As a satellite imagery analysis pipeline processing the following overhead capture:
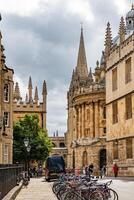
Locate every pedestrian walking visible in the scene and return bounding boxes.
[112,163,119,178]
[88,163,94,179]
[100,165,106,178]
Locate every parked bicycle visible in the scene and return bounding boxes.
[52,174,118,200]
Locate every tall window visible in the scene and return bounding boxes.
[125,57,131,84]
[103,107,106,119]
[82,151,88,167]
[125,94,132,120]
[112,67,117,91]
[112,101,118,124]
[4,84,9,102]
[126,138,133,159]
[2,144,9,164]
[87,109,90,121]
[4,112,9,126]
[113,140,118,159]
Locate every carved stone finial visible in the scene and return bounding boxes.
[104,22,113,56]
[119,16,126,43]
[34,86,39,103]
[13,82,22,101]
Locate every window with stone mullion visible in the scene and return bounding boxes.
[126,138,133,159]
[125,57,131,84]
[125,94,132,120]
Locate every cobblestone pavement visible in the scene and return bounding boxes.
[15,177,57,200]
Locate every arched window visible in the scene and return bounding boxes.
[59,142,65,147]
[82,151,88,167]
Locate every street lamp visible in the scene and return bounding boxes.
[24,138,31,172]
[24,138,29,147]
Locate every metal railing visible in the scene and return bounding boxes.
[0,164,23,199]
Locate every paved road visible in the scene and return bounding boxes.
[99,178,134,200]
[15,177,57,200]
[15,177,134,200]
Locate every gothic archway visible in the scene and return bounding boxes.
[82,151,88,167]
[99,149,106,169]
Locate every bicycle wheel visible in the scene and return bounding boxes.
[107,188,119,200]
[64,191,84,200]
[89,191,104,200]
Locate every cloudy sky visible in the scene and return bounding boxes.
[0,0,133,135]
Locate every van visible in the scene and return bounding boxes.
[45,155,65,181]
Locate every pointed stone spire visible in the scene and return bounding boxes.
[25,93,28,102]
[100,51,105,67]
[13,82,22,101]
[34,86,39,103]
[96,60,99,69]
[88,68,93,83]
[104,22,113,56]
[42,80,47,96]
[119,16,126,43]
[76,26,88,78]
[28,76,33,103]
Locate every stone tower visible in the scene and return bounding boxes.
[13,77,47,130]
[66,27,106,170]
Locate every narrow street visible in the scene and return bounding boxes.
[15,177,57,200]
[15,177,134,200]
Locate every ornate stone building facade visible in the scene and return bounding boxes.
[49,131,67,164]
[0,17,14,164]
[105,6,134,176]
[13,77,47,129]
[66,28,106,172]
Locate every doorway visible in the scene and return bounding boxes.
[99,149,106,169]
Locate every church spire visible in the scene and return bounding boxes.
[104,22,112,56]
[88,68,93,83]
[25,93,28,102]
[13,82,22,101]
[28,76,33,103]
[76,26,88,78]
[119,16,126,43]
[34,86,39,104]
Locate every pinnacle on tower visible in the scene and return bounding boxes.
[88,68,93,83]
[25,93,28,102]
[28,76,33,103]
[104,22,113,56]
[13,82,22,101]
[119,16,126,43]
[76,26,88,78]
[96,60,99,69]
[34,86,39,103]
[28,76,33,89]
[42,80,47,96]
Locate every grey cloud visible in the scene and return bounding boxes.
[0,0,132,135]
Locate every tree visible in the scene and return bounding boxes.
[13,114,52,164]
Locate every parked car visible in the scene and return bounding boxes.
[45,155,65,181]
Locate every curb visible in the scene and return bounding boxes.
[2,182,23,200]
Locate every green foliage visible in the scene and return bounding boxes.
[13,114,52,163]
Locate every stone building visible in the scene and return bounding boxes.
[13,77,47,129]
[0,17,14,164]
[105,5,134,176]
[49,131,67,164]
[66,27,106,172]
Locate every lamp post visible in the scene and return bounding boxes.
[24,138,31,172]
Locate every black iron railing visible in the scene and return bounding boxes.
[0,164,23,199]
